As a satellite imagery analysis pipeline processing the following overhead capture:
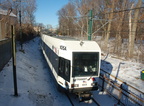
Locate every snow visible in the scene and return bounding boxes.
[0,38,71,106]
[0,37,143,106]
[101,54,144,91]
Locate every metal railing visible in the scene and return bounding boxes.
[99,69,144,106]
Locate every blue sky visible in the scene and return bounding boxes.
[35,0,69,28]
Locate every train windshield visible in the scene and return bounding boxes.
[72,52,99,77]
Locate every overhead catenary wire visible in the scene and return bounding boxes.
[60,6,144,25]
[63,7,144,19]
[101,6,144,15]
[59,6,144,38]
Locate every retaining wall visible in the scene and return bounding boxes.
[0,39,12,71]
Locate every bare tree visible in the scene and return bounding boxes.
[104,0,115,50]
[57,0,144,62]
[114,0,127,54]
[128,0,142,57]
[22,0,36,25]
[70,0,92,37]
[58,2,76,36]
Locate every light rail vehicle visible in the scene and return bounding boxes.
[41,34,101,100]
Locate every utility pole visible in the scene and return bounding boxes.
[13,0,23,51]
[11,25,18,96]
[88,10,93,40]
[19,0,23,51]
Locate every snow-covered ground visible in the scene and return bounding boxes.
[0,37,143,106]
[100,54,144,105]
[101,54,144,91]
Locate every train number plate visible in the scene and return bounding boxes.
[82,84,87,86]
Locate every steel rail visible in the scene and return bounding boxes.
[91,98,100,106]
[65,92,74,106]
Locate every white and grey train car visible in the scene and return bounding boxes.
[41,34,101,94]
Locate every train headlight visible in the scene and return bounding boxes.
[65,81,69,89]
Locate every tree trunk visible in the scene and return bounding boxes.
[128,0,142,57]
[114,0,126,54]
[104,1,115,50]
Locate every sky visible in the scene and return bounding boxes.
[35,0,69,28]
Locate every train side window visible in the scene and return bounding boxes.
[65,61,69,76]
[58,57,70,82]
[61,58,65,73]
[59,57,64,76]
[65,60,70,82]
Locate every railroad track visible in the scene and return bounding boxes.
[65,92,74,106]
[91,98,100,106]
[65,92,100,106]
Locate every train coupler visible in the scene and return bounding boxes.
[78,92,92,102]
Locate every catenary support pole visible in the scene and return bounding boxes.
[88,10,93,40]
[11,25,18,96]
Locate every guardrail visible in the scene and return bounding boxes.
[99,69,144,106]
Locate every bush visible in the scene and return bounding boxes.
[15,24,37,42]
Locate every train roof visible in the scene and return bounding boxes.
[52,35,79,41]
[41,34,101,52]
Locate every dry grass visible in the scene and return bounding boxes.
[15,24,37,42]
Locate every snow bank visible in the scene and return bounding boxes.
[0,37,71,106]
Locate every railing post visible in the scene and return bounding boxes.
[101,74,105,92]
[117,83,123,105]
